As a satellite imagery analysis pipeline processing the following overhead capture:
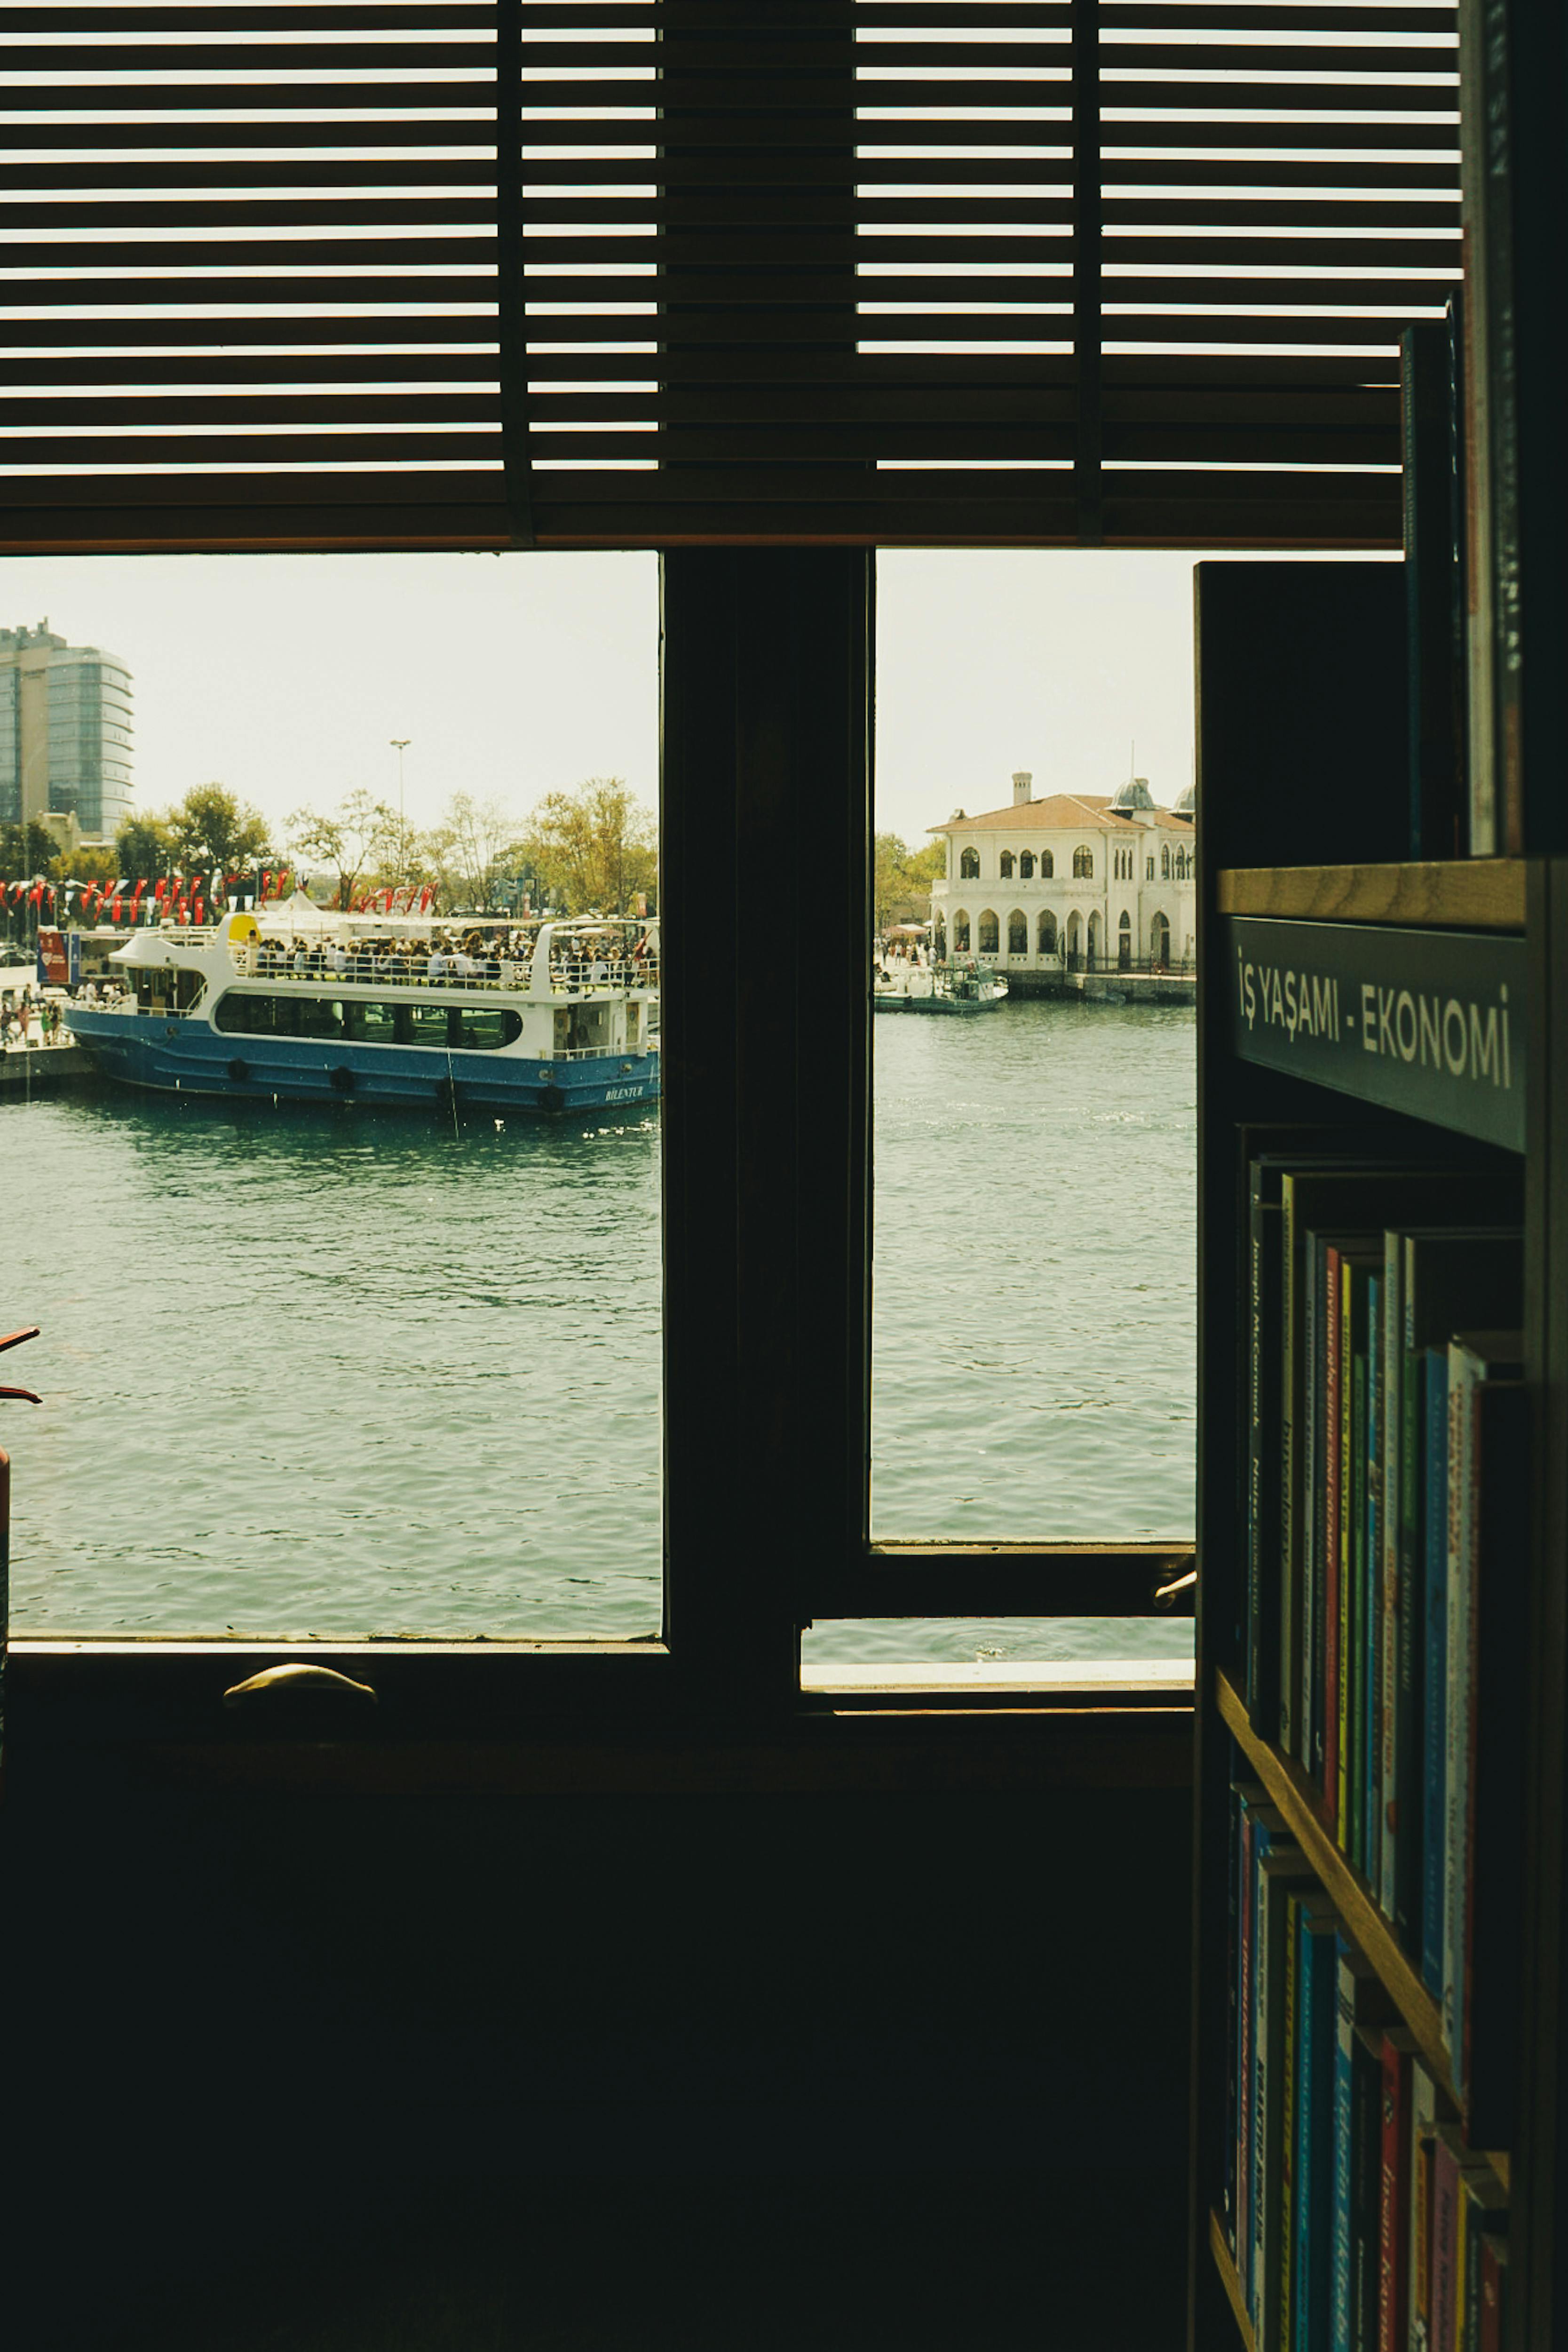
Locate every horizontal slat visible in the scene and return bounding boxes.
[0,431,503,463]
[8,40,497,69]
[2,238,495,271]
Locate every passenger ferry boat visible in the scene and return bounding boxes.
[65,906,659,1117]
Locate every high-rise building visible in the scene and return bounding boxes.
[0,619,134,839]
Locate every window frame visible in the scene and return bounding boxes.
[4,550,1194,1761]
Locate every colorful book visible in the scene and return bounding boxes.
[1379,2029,1418,2352]
[1408,2057,1442,2352]
[1277,1168,1521,1772]
[1478,2236,1508,2352]
[1460,2174,1508,2352]
[1335,1938,1392,2352]
[1259,1846,1319,2345]
[1353,2025,1386,2352]
[1295,1901,1341,2352]
[1432,2128,1462,2352]
[1461,1367,1528,2145]
[1393,1230,1524,1949]
[1444,1333,1524,2086]
[1421,1346,1451,2002]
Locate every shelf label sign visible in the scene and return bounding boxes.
[1223,916,1526,1150]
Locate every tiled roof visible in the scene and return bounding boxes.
[930,793,1191,834]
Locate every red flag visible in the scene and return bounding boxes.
[111,896,122,923]
[261,870,273,895]
[154,876,167,901]
[131,879,147,905]
[176,903,189,926]
[193,897,205,923]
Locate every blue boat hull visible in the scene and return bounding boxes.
[66,1009,659,1117]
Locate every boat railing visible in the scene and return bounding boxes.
[225,942,659,997]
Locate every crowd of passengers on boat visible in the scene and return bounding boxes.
[244,925,658,991]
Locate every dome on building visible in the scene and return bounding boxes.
[1172,778,1196,820]
[1108,774,1156,815]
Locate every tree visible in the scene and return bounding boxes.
[115,811,175,883]
[873,831,944,935]
[522,776,657,916]
[287,788,396,910]
[422,791,519,910]
[168,783,270,874]
[0,819,67,879]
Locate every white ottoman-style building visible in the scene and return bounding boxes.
[927,769,1196,978]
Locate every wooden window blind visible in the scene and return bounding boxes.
[0,0,1458,554]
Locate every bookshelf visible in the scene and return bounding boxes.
[1186,563,1561,2352]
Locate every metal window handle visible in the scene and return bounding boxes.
[1153,1564,1198,1606]
[222,1663,378,1708]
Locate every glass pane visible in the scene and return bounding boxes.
[856,549,1203,1669]
[1,553,662,1641]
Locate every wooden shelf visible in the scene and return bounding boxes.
[1209,2207,1256,2352]
[1216,861,1525,932]
[1216,1665,1454,2100]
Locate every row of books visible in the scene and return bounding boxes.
[1241,1142,1527,2129]
[1224,1778,1508,2352]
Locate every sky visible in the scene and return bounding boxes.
[1,547,1382,858]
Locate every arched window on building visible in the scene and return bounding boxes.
[978,908,999,955]
[1150,911,1170,970]
[1161,844,1171,880]
[953,908,970,953]
[1072,845,1093,879]
[959,846,980,880]
[1019,850,1035,880]
[933,916,946,959]
[1040,850,1053,879]
[1007,908,1027,954]
[999,850,1014,880]
[1037,909,1057,957]
[1118,909,1132,970]
[1146,855,1155,880]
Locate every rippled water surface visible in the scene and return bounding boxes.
[5,996,1195,1661]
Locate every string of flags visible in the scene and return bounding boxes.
[0,868,295,924]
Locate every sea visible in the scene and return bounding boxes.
[1,996,1195,1667]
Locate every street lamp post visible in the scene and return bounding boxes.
[389,739,410,870]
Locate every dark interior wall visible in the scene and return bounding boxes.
[6,1756,1193,2350]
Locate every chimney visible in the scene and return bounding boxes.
[1012,770,1032,805]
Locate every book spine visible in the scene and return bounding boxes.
[1479,2238,1507,2352]
[1432,2136,1459,2352]
[1298,1919,1335,2352]
[1363,1327,1373,1891]
[1395,1351,1425,1956]
[1444,1343,1475,2072]
[1422,1351,1450,2001]
[1335,1954,1357,2352]
[1283,1891,1299,2352]
[1367,1284,1383,1899]
[1227,1783,1242,2254]
[1326,1244,1344,1832]
[1253,1843,1272,2330]
[1464,1378,1527,2144]
[1380,2036,1412,2352]
[1354,2029,1385,2352]
[1457,0,1496,856]
[1282,1179,1300,1754]
[1327,1246,1345,1839]
[1409,2061,1439,2352]
[1354,1270,1363,1872]
[1241,1796,1258,2287]
[1306,1232,1322,1780]
[1249,1185,1267,1724]
[1378,1279,1400,1923]
[1352,1335,1368,1878]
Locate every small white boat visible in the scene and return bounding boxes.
[873,959,1008,1016]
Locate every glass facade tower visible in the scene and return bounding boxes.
[0,621,134,836]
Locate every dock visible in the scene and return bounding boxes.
[0,1041,95,1092]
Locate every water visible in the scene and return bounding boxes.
[2,998,1195,1663]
